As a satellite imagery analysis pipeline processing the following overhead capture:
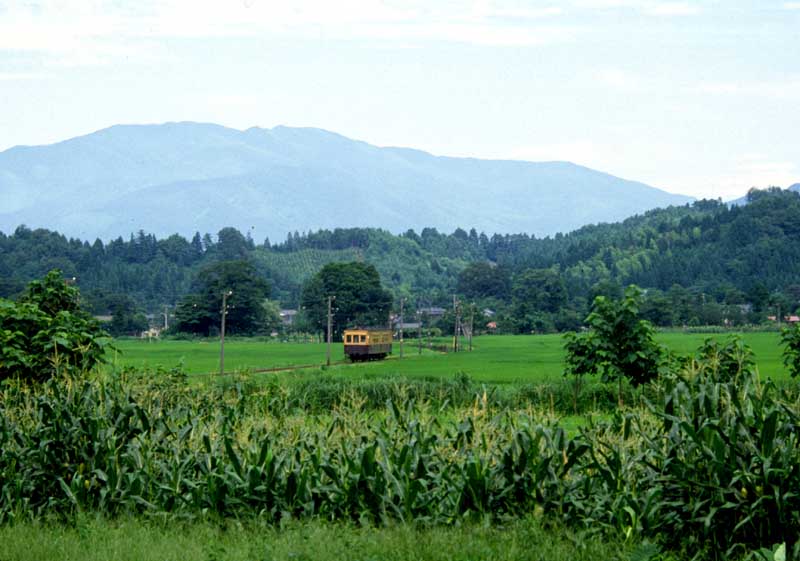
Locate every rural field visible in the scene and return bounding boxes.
[4,329,798,561]
[110,331,789,383]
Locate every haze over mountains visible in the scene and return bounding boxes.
[0,122,694,242]
[728,183,800,207]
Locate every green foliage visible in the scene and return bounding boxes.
[260,299,283,334]
[564,286,663,404]
[641,352,800,558]
[107,294,149,336]
[20,269,82,315]
[780,323,800,378]
[506,268,568,334]
[456,262,511,300]
[300,262,392,340]
[4,189,800,332]
[0,270,110,382]
[3,338,800,558]
[174,260,270,336]
[690,335,756,382]
[213,227,253,260]
[253,247,362,304]
[0,372,570,523]
[512,268,567,314]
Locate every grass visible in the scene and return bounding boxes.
[0,516,642,561]
[109,337,334,375]
[109,331,790,384]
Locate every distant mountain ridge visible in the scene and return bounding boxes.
[0,122,693,241]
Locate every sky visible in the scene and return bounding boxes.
[0,0,798,200]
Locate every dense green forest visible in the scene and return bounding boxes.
[1,188,799,333]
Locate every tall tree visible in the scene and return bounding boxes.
[107,294,149,336]
[510,268,567,332]
[456,262,511,300]
[300,262,392,340]
[174,260,270,336]
[215,227,251,260]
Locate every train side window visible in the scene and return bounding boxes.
[345,335,351,343]
[360,335,367,343]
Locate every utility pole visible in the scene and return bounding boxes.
[417,304,422,356]
[452,295,459,353]
[219,290,232,376]
[399,298,405,359]
[326,295,335,366]
[428,319,432,350]
[163,305,169,330]
[456,302,461,353]
[469,305,474,352]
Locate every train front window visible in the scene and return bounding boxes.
[345,335,351,343]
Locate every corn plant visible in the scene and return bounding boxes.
[2,339,800,560]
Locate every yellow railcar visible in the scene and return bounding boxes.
[343,328,392,361]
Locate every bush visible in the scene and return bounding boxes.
[781,323,800,378]
[0,270,110,382]
[564,286,663,406]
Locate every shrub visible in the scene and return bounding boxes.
[0,270,110,382]
[781,323,800,378]
[564,285,663,406]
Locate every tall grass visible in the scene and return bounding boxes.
[0,516,637,561]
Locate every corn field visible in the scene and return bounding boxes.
[1,361,799,559]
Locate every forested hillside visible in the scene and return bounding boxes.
[1,188,798,332]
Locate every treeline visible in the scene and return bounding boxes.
[1,188,799,332]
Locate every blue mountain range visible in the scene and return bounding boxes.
[0,122,693,241]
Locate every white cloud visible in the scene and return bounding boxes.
[572,0,641,8]
[349,21,579,46]
[693,79,800,100]
[464,4,564,21]
[0,72,46,81]
[734,155,796,177]
[784,2,800,9]
[680,155,799,200]
[593,67,650,92]
[572,0,701,16]
[0,0,579,67]
[644,2,700,16]
[161,1,576,46]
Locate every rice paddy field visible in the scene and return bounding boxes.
[109,331,788,383]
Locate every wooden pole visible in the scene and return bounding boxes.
[469,307,474,352]
[326,295,334,366]
[452,295,458,352]
[399,297,404,359]
[220,290,232,376]
[417,308,422,355]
